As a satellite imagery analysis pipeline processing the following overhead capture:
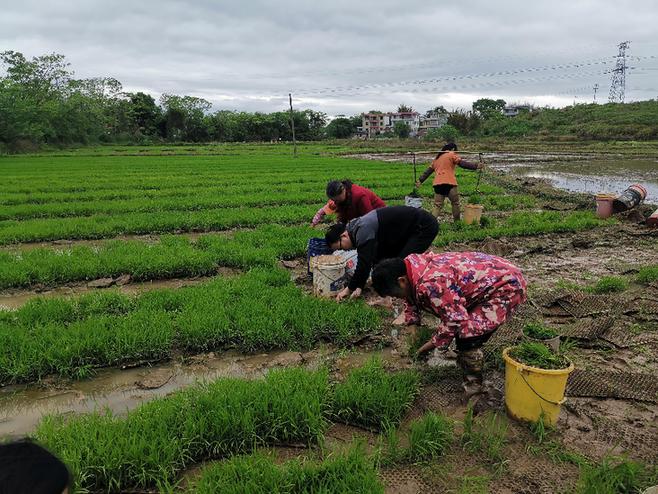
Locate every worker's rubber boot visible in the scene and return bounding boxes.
[458,348,484,402]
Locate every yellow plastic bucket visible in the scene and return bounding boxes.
[502,347,574,426]
[464,204,484,225]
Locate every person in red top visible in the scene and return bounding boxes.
[372,251,527,399]
[415,143,483,222]
[310,180,386,226]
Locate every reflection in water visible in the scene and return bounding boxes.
[492,158,658,200]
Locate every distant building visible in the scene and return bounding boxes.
[361,112,390,136]
[503,105,533,117]
[361,111,421,136]
[418,111,448,136]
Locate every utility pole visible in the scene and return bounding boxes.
[289,93,297,158]
[609,41,630,103]
[593,83,599,102]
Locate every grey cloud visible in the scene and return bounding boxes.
[1,0,656,115]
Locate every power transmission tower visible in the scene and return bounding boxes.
[608,41,630,103]
[593,83,599,102]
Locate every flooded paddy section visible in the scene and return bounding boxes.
[0,346,401,439]
[348,151,658,201]
[490,156,658,199]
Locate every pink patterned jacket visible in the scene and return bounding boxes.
[403,252,527,348]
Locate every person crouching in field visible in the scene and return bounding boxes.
[325,206,438,302]
[372,252,527,400]
[311,179,386,226]
[415,143,484,222]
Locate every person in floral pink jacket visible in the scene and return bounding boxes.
[372,251,527,398]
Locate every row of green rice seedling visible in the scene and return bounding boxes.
[0,209,600,290]
[379,412,455,465]
[0,174,407,207]
[0,185,526,246]
[0,204,319,245]
[0,268,381,384]
[1,155,401,193]
[0,225,315,289]
[333,357,420,429]
[35,368,332,492]
[0,183,416,221]
[186,447,383,494]
[191,449,381,494]
[433,210,608,246]
[32,360,420,492]
[0,150,489,198]
[0,169,413,204]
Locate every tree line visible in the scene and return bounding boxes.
[2,51,657,152]
[0,51,331,151]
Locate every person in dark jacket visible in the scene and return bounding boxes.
[311,180,386,226]
[0,440,71,494]
[325,205,438,301]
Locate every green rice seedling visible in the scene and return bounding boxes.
[528,412,553,444]
[188,446,384,494]
[405,412,454,462]
[526,439,589,466]
[375,425,404,466]
[461,409,509,469]
[636,264,658,284]
[333,357,420,430]
[587,276,628,294]
[34,367,331,493]
[575,456,658,494]
[455,475,490,494]
[407,325,434,358]
[523,321,558,340]
[508,342,571,370]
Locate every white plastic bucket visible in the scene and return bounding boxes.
[333,249,358,277]
[312,255,347,297]
[405,196,423,208]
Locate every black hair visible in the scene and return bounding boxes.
[325,223,346,245]
[0,440,71,494]
[435,142,458,159]
[326,179,352,199]
[372,258,408,296]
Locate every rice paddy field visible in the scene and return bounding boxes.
[1,142,657,493]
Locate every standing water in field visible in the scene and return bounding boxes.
[491,157,658,200]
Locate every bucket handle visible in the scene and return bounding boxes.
[518,369,566,406]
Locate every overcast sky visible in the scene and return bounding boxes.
[1,0,657,116]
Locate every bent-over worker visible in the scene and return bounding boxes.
[311,179,386,226]
[372,252,527,399]
[325,206,438,301]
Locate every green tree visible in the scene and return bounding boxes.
[397,104,413,113]
[159,94,212,141]
[325,117,357,138]
[126,92,162,137]
[438,124,459,142]
[393,121,410,138]
[472,98,506,119]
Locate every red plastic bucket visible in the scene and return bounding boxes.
[648,208,658,227]
[595,194,615,219]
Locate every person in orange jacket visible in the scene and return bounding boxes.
[415,143,484,222]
